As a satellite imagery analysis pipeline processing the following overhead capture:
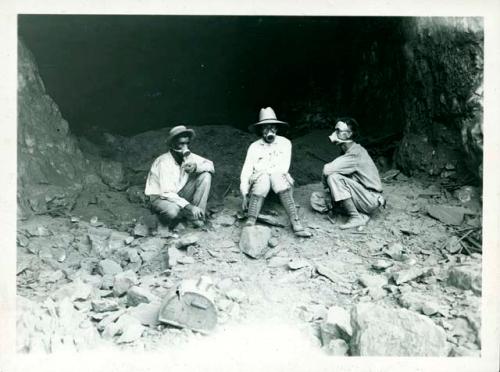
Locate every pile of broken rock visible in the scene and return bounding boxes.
[16,215,247,352]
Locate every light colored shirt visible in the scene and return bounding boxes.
[145,151,214,208]
[323,143,383,192]
[240,136,292,195]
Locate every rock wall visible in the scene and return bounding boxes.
[281,18,407,144]
[395,18,483,181]
[282,18,483,182]
[17,39,116,218]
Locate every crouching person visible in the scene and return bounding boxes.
[240,107,312,238]
[145,125,214,228]
[321,117,385,229]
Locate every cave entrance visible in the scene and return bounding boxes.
[18,15,406,141]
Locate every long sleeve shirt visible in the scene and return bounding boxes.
[323,143,383,192]
[240,136,292,195]
[145,151,214,208]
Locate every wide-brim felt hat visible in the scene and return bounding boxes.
[167,125,196,145]
[249,107,289,132]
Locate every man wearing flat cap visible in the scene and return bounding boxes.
[318,117,385,229]
[240,107,312,238]
[145,125,214,228]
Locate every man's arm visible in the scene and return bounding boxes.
[323,152,357,177]
[195,158,215,174]
[274,138,292,174]
[160,192,190,208]
[240,144,256,196]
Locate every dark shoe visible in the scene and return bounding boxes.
[188,219,205,229]
[339,214,369,230]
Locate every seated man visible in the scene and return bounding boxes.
[321,117,385,229]
[145,125,214,228]
[240,107,312,238]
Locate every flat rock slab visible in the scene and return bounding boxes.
[288,259,311,270]
[392,267,431,285]
[239,225,271,259]
[371,259,393,270]
[358,273,388,288]
[133,224,149,237]
[350,303,448,356]
[115,314,145,344]
[108,231,130,250]
[127,301,161,327]
[113,270,139,296]
[448,264,482,294]
[326,339,350,356]
[91,299,120,313]
[427,205,465,225]
[225,288,247,303]
[213,214,236,227]
[398,292,445,316]
[97,258,123,276]
[256,214,288,228]
[127,286,159,307]
[315,264,349,285]
[52,279,92,302]
[267,237,279,248]
[177,256,195,265]
[267,256,290,268]
[320,305,352,345]
[140,237,165,251]
[176,234,199,249]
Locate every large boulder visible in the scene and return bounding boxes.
[350,303,448,356]
[448,263,482,294]
[239,225,272,259]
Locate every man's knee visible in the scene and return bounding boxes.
[326,172,344,183]
[197,171,212,185]
[270,173,291,194]
[252,174,271,197]
[156,203,181,220]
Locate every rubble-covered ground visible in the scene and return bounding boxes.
[16,169,482,357]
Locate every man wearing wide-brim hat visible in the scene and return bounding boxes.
[240,107,312,238]
[145,125,214,228]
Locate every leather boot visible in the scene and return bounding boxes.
[245,194,264,226]
[278,189,312,238]
[339,198,369,229]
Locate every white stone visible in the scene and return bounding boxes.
[239,225,271,259]
[113,270,139,296]
[350,303,448,356]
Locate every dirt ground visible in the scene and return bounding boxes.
[16,170,482,357]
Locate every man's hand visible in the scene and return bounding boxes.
[184,204,204,220]
[241,194,248,211]
[183,162,197,174]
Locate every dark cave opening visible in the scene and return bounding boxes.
[18,15,407,142]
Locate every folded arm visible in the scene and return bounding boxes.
[323,152,357,177]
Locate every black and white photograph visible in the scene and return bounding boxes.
[1,1,499,371]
